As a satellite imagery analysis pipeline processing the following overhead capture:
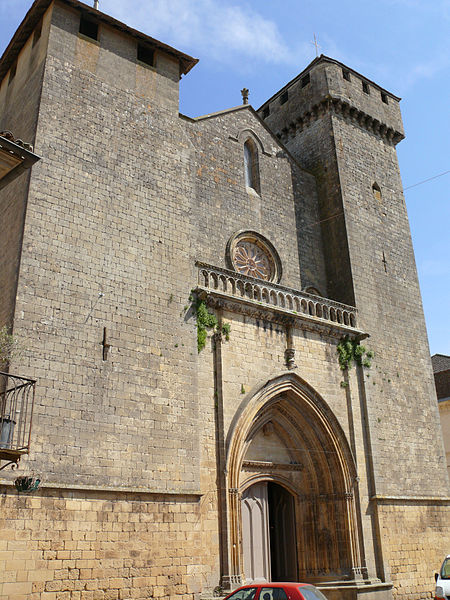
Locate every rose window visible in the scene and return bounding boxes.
[227,231,282,283]
[233,242,272,280]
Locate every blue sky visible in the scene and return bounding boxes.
[1,0,449,355]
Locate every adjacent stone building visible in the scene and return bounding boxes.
[432,354,450,478]
[0,1,449,599]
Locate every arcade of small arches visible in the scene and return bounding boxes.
[197,263,358,329]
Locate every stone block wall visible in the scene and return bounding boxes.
[259,55,447,498]
[195,307,383,582]
[185,107,327,295]
[260,95,354,306]
[331,114,447,496]
[377,501,450,600]
[1,4,449,599]
[4,0,200,491]
[0,485,210,600]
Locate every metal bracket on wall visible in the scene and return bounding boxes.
[0,456,21,471]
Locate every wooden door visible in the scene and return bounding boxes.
[241,482,271,583]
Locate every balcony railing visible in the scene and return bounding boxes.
[195,262,363,336]
[0,371,36,469]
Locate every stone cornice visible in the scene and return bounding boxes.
[277,95,405,146]
[0,480,202,498]
[370,494,450,504]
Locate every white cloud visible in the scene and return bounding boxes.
[401,50,450,90]
[104,0,300,65]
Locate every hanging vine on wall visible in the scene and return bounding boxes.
[337,336,373,371]
[0,325,23,366]
[195,299,231,352]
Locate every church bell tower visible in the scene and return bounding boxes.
[258,55,448,581]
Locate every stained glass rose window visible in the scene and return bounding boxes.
[226,231,282,283]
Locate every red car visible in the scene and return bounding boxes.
[224,583,328,600]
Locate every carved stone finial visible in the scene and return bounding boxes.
[241,88,249,105]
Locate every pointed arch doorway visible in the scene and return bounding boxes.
[242,480,297,583]
[225,374,363,587]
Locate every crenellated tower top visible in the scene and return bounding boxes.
[258,55,404,147]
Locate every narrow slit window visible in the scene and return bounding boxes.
[79,16,98,41]
[372,182,382,201]
[362,81,370,94]
[381,92,388,104]
[342,69,350,81]
[137,44,154,67]
[244,139,260,193]
[262,106,270,119]
[280,91,288,105]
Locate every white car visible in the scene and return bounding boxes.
[435,555,450,600]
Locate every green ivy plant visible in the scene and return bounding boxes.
[337,336,373,371]
[195,300,231,352]
[0,325,22,366]
[222,322,231,341]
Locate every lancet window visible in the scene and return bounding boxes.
[244,139,260,193]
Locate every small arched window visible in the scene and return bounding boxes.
[243,139,260,193]
[372,182,382,202]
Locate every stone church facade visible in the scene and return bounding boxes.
[0,1,449,599]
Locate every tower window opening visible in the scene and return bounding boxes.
[301,73,310,87]
[342,69,351,81]
[33,20,42,47]
[262,106,270,119]
[244,139,260,194]
[381,92,388,104]
[362,81,370,94]
[79,16,99,41]
[280,91,288,105]
[137,44,155,67]
[372,182,382,202]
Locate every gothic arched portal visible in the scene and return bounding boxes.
[225,374,363,586]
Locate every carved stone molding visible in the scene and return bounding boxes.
[297,492,354,503]
[242,460,304,472]
[276,96,404,146]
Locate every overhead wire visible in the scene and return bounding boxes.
[403,169,450,191]
[299,168,449,231]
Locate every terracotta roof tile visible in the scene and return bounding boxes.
[431,354,450,373]
[0,131,34,152]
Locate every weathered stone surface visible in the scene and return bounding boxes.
[0,3,448,600]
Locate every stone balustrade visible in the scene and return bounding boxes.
[195,262,361,335]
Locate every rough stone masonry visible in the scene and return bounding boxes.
[0,1,448,600]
